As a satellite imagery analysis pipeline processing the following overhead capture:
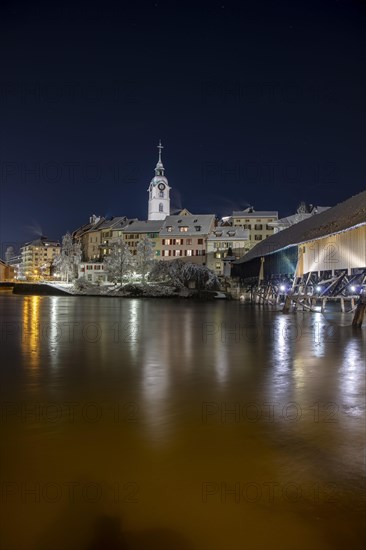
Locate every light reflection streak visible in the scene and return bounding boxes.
[22,296,41,369]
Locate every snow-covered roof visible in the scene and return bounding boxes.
[236,191,366,264]
[122,220,164,233]
[73,217,106,238]
[232,210,278,218]
[97,217,130,230]
[269,206,331,229]
[207,227,249,241]
[22,238,60,248]
[160,214,215,236]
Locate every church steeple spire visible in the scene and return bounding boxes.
[155,140,164,176]
[148,140,170,220]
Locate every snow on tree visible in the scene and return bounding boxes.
[103,239,133,285]
[135,236,154,282]
[148,259,184,287]
[53,232,81,282]
[149,259,219,290]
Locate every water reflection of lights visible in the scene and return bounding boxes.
[126,299,141,358]
[214,343,229,385]
[340,339,365,405]
[22,296,41,369]
[312,316,326,358]
[272,315,293,373]
[141,307,171,439]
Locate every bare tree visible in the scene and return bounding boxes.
[136,236,154,283]
[103,239,133,286]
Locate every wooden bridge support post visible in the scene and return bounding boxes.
[352,293,366,328]
[282,289,293,313]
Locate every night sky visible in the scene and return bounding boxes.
[0,0,365,252]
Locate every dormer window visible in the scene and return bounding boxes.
[195,226,201,232]
[167,226,173,232]
[179,226,188,232]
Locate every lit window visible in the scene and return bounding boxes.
[186,250,192,256]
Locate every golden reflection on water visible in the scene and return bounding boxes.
[1,298,365,550]
[22,296,41,369]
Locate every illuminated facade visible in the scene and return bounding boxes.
[20,237,60,279]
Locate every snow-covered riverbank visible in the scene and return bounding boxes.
[13,282,229,299]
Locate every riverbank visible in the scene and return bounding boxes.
[10,282,230,300]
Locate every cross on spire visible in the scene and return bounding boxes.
[157,140,163,164]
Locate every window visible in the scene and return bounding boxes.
[266,225,272,231]
[167,226,172,232]
[197,238,203,244]
[186,238,192,245]
[163,250,169,256]
[194,226,201,231]
[179,226,188,232]
[216,263,221,269]
[174,250,181,256]
[186,250,192,256]
[255,224,263,230]
[176,239,182,245]
[164,239,171,245]
[159,190,164,198]
[159,203,163,212]
[255,235,262,241]
[243,224,251,229]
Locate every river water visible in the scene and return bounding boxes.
[0,291,365,550]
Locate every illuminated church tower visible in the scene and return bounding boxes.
[148,141,171,220]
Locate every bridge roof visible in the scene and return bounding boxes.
[235,190,366,264]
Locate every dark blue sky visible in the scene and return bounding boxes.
[0,0,365,252]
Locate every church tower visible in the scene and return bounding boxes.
[148,141,171,220]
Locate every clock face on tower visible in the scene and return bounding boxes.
[158,182,165,190]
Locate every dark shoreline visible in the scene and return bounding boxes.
[3,283,229,300]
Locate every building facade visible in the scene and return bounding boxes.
[20,237,61,279]
[160,214,215,264]
[0,259,14,281]
[207,226,249,275]
[232,209,278,249]
[121,220,163,257]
